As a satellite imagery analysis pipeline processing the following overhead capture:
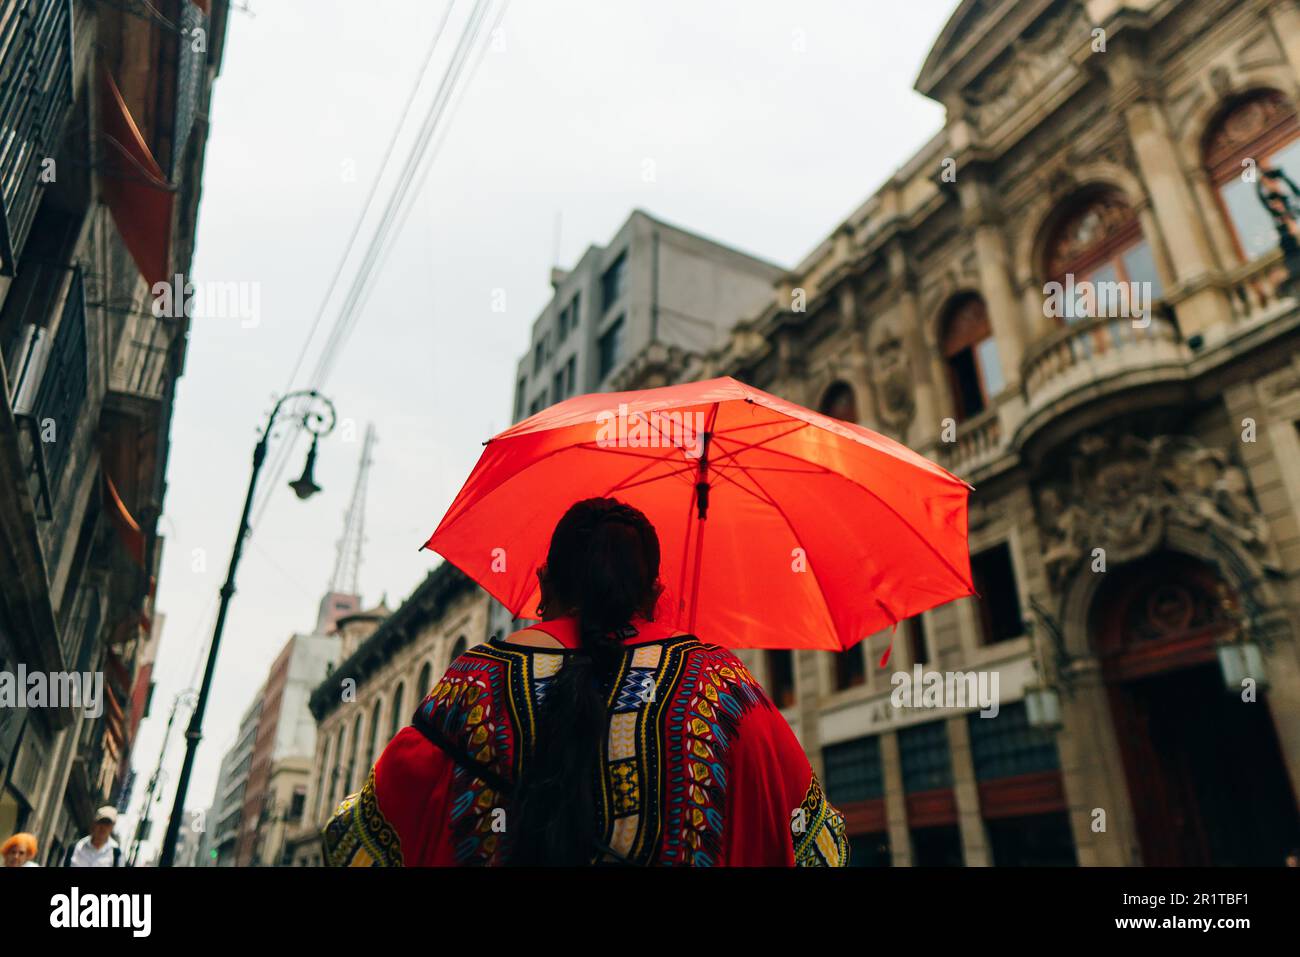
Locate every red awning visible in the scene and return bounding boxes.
[99,66,173,289]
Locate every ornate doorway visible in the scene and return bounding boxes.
[1091,552,1300,865]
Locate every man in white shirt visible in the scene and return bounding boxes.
[64,805,123,867]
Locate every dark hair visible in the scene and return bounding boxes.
[507,497,662,865]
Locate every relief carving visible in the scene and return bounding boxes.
[866,313,916,435]
[1035,433,1280,589]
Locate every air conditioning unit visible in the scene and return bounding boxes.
[9,322,50,417]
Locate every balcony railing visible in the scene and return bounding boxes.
[1223,247,1296,328]
[1020,310,1187,414]
[935,404,1004,480]
[0,0,74,274]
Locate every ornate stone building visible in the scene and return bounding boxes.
[613,0,1300,865]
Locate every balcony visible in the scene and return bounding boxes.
[0,0,74,274]
[1017,310,1189,442]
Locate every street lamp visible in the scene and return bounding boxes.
[158,389,336,867]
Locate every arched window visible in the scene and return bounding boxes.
[1204,89,1300,261]
[819,381,858,423]
[388,682,405,740]
[451,636,467,661]
[941,294,1003,421]
[417,662,432,697]
[364,698,382,771]
[1043,190,1163,319]
[346,713,362,793]
[330,725,346,808]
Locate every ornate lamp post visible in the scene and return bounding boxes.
[158,390,336,867]
[1257,164,1300,294]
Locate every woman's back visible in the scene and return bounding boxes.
[323,616,849,866]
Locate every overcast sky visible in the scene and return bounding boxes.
[131,0,955,856]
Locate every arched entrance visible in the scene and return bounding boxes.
[1090,552,1300,865]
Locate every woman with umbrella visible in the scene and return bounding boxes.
[323,377,974,866]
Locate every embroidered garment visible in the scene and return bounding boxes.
[323,617,849,866]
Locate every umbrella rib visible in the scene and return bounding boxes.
[708,425,975,596]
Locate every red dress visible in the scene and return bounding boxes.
[322,617,848,866]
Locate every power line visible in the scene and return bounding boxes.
[251,0,502,532]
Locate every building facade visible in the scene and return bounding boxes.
[232,631,340,866]
[609,0,1300,866]
[289,564,487,865]
[0,0,229,863]
[211,694,260,867]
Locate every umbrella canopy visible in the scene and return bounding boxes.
[424,376,974,651]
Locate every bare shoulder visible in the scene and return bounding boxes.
[503,627,565,649]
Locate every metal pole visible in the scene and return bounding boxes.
[157,432,268,867]
[128,690,192,867]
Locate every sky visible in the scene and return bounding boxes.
[129,0,955,857]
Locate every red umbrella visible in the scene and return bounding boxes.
[424,376,974,651]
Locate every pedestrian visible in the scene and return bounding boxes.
[63,806,123,867]
[2,833,40,867]
[324,497,850,866]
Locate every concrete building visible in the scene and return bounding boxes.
[232,631,342,866]
[0,0,230,864]
[612,0,1300,866]
[212,695,261,867]
[289,564,487,865]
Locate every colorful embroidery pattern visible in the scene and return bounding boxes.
[660,645,769,866]
[322,767,402,867]
[792,774,850,867]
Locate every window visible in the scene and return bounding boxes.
[364,699,382,771]
[451,636,468,660]
[910,824,964,866]
[388,683,405,740]
[417,662,432,697]
[558,293,580,341]
[898,721,952,793]
[533,339,546,374]
[833,646,865,691]
[563,356,576,398]
[601,252,627,311]
[598,316,625,379]
[552,367,566,403]
[1043,190,1163,318]
[288,788,306,822]
[819,381,858,423]
[765,650,795,708]
[967,702,1059,781]
[941,295,1002,421]
[848,833,892,867]
[515,377,527,420]
[1204,89,1300,261]
[971,542,1024,645]
[985,814,1077,866]
[907,616,927,665]
[823,735,884,803]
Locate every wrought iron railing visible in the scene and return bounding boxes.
[25,265,89,510]
[0,0,74,274]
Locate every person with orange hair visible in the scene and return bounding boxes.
[2,833,40,867]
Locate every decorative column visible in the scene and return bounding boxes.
[880,730,913,866]
[947,714,992,865]
[958,173,1029,388]
[1105,36,1230,338]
